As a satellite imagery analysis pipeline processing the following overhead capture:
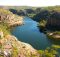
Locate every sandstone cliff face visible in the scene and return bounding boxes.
[0,8,23,26]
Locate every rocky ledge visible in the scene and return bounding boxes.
[47,32,60,39]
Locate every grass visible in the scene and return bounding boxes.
[0,22,11,36]
[0,8,12,14]
[28,14,36,18]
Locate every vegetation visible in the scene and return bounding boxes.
[0,8,12,14]
[38,19,47,28]
[38,45,60,57]
[11,46,18,57]
[32,6,60,39]
[44,6,60,12]
[0,22,10,36]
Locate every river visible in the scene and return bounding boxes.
[11,17,54,50]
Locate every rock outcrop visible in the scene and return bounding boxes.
[0,8,23,26]
[0,32,40,57]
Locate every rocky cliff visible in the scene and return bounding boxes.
[0,8,23,27]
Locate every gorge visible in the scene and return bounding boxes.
[0,7,60,57]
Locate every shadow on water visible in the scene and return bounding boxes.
[48,38,60,45]
[38,26,60,45]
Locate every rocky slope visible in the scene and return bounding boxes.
[0,33,40,57]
